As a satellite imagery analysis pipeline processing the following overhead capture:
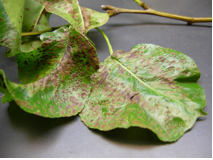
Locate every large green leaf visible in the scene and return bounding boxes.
[0,26,99,117]
[0,0,26,57]
[38,0,109,34]
[80,44,207,142]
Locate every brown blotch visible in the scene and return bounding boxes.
[0,18,6,21]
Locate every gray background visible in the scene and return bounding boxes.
[0,0,211,158]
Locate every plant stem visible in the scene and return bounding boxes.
[134,0,150,9]
[95,27,113,55]
[21,24,70,37]
[101,0,212,25]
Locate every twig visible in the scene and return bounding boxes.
[101,0,212,25]
[134,0,150,9]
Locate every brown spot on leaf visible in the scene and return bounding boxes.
[0,18,6,21]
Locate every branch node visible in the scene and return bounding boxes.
[134,0,150,10]
[107,10,119,17]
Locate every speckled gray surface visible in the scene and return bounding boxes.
[0,0,211,158]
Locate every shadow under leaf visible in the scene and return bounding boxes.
[106,22,212,28]
[7,101,77,138]
[90,126,171,147]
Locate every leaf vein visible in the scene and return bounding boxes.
[112,57,187,108]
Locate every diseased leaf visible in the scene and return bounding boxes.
[0,26,99,118]
[80,6,109,33]
[16,27,70,84]
[0,74,13,103]
[0,0,26,57]
[38,0,109,34]
[80,44,207,142]
[3,0,52,56]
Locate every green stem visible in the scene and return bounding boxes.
[21,24,70,37]
[95,27,113,56]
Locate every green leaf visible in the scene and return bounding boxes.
[80,6,109,33]
[4,0,52,56]
[0,74,13,103]
[38,0,109,34]
[19,0,51,54]
[20,36,43,53]
[22,0,51,32]
[80,44,207,142]
[0,26,99,118]
[0,0,26,57]
[16,27,69,84]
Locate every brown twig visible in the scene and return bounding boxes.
[101,0,212,25]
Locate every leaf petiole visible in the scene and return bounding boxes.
[21,24,70,37]
[95,27,113,56]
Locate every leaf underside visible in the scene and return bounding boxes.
[80,44,207,142]
[0,26,99,118]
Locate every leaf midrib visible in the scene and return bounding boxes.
[76,0,85,33]
[33,5,45,31]
[112,57,187,108]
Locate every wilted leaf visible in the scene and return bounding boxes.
[38,0,109,34]
[0,0,25,57]
[80,44,207,142]
[0,26,99,117]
